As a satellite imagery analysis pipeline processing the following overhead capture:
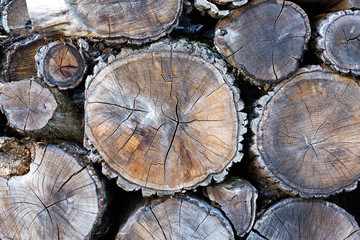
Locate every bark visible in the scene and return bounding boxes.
[0,78,84,143]
[251,66,360,197]
[85,39,247,196]
[248,198,360,239]
[0,141,105,240]
[204,177,257,237]
[116,195,235,239]
[214,0,311,84]
[35,41,87,90]
[316,10,360,75]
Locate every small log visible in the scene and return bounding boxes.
[0,78,84,142]
[3,35,49,82]
[251,66,360,197]
[5,0,183,44]
[204,177,257,237]
[214,0,311,84]
[85,40,247,196]
[329,0,360,11]
[194,0,230,18]
[35,41,87,89]
[316,10,360,75]
[248,198,360,239]
[116,195,235,239]
[0,141,105,240]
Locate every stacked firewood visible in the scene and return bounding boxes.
[1,0,360,239]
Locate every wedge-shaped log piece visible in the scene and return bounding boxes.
[251,66,360,197]
[0,79,57,131]
[116,195,235,239]
[205,177,257,237]
[214,0,310,84]
[85,41,246,196]
[0,143,104,240]
[36,41,87,89]
[316,10,360,75]
[248,198,360,239]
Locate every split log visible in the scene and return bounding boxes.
[35,41,87,89]
[0,141,105,240]
[251,66,360,197]
[247,198,360,239]
[85,40,247,196]
[214,0,311,84]
[316,10,360,75]
[0,78,84,142]
[116,195,235,239]
[3,0,183,44]
[3,35,49,82]
[204,177,257,237]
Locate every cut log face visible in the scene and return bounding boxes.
[0,143,102,240]
[317,10,360,75]
[248,198,360,239]
[214,0,310,83]
[291,0,342,6]
[0,79,57,132]
[36,41,87,89]
[85,41,246,195]
[116,196,235,239]
[251,66,360,197]
[205,177,257,237]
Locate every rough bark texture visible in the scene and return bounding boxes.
[214,0,311,84]
[251,66,360,197]
[3,35,49,82]
[15,0,183,44]
[85,40,247,196]
[36,41,87,89]
[116,195,235,239]
[204,177,257,237]
[0,142,104,240]
[248,198,360,239]
[316,10,360,75]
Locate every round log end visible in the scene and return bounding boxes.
[251,66,360,197]
[36,41,87,89]
[0,79,57,132]
[214,0,311,83]
[317,10,360,75]
[85,40,246,196]
[248,198,360,240]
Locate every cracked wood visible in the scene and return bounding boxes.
[214,0,310,83]
[85,47,243,195]
[247,198,360,240]
[116,196,234,239]
[251,66,360,197]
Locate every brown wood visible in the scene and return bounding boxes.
[316,10,360,75]
[3,35,49,82]
[0,78,84,142]
[329,0,360,11]
[116,195,235,239]
[214,0,310,84]
[85,40,247,196]
[248,198,360,239]
[0,142,104,240]
[291,0,342,7]
[36,41,87,89]
[204,177,257,237]
[194,0,230,18]
[0,137,31,178]
[251,66,360,197]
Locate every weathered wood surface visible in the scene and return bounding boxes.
[291,0,342,7]
[214,0,311,84]
[85,40,247,196]
[116,195,235,239]
[204,177,257,237]
[316,10,360,75]
[330,0,360,11]
[36,41,87,89]
[251,66,360,197]
[248,198,360,239]
[0,142,104,240]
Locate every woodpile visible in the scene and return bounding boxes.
[1,0,360,239]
